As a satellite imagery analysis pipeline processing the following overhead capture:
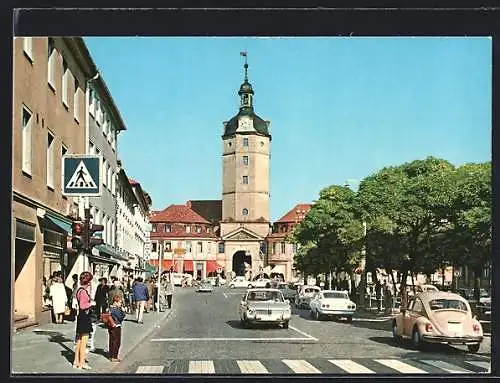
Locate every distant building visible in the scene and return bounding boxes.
[149,203,219,279]
[266,204,312,281]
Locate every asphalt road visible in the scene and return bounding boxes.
[111,286,491,375]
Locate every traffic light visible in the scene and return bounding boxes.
[87,223,104,250]
[71,220,84,251]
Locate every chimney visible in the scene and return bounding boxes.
[187,200,191,208]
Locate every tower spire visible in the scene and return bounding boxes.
[240,50,248,81]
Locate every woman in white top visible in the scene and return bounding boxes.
[49,276,67,324]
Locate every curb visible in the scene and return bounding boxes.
[104,308,175,373]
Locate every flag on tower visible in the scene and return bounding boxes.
[240,51,247,57]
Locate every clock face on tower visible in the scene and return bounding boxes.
[238,116,253,132]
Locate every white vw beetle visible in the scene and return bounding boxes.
[309,290,356,322]
[239,288,292,328]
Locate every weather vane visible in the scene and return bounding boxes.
[240,50,248,81]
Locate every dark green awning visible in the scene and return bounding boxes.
[45,213,72,233]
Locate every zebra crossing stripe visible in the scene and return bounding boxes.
[282,359,321,374]
[135,365,164,373]
[329,359,375,374]
[421,360,475,373]
[237,360,269,374]
[188,360,215,374]
[464,361,490,371]
[374,359,428,374]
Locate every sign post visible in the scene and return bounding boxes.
[62,155,102,273]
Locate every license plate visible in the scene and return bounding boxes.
[448,323,463,333]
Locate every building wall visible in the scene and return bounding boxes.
[220,222,270,239]
[87,86,118,246]
[222,134,270,222]
[12,37,88,322]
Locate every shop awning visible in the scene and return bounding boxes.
[206,260,217,273]
[89,253,120,265]
[96,244,128,261]
[45,213,72,233]
[270,265,286,275]
[149,259,174,271]
[145,263,156,272]
[183,260,194,272]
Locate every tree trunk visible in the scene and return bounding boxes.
[400,268,408,310]
[388,267,398,296]
[473,266,482,302]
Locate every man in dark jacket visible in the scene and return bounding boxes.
[95,278,109,317]
[132,277,149,324]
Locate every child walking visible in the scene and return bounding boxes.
[108,295,126,362]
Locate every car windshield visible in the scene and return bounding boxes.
[304,288,318,293]
[323,292,348,299]
[247,291,283,302]
[428,299,468,312]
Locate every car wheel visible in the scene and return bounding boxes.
[392,320,401,342]
[248,284,253,289]
[346,316,353,323]
[467,343,480,353]
[230,284,235,289]
[282,321,289,329]
[412,327,422,349]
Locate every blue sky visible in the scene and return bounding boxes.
[84,37,492,221]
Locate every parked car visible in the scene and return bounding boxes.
[171,273,185,286]
[238,288,292,328]
[392,291,483,352]
[295,285,321,309]
[309,290,356,322]
[197,280,213,293]
[276,282,298,301]
[206,276,227,286]
[228,276,253,289]
[251,278,272,288]
[456,288,491,317]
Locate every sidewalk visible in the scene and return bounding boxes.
[11,307,173,374]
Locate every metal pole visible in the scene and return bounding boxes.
[157,241,163,313]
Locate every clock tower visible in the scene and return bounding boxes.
[219,52,272,279]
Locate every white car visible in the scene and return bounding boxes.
[251,278,272,288]
[239,288,292,328]
[228,276,253,289]
[295,285,321,309]
[309,290,356,322]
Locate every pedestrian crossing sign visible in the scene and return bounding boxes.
[62,155,102,196]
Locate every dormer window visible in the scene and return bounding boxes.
[165,224,171,233]
[196,226,201,233]
[185,225,191,233]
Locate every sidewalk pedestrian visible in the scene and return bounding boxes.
[165,274,174,309]
[146,278,154,312]
[73,272,95,370]
[49,275,67,324]
[108,278,124,307]
[108,295,126,362]
[132,277,149,324]
[95,277,109,317]
[87,305,99,353]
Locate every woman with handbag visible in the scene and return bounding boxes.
[73,272,95,370]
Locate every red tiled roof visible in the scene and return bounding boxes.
[150,204,210,224]
[275,203,312,223]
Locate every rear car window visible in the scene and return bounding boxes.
[428,299,468,312]
[323,292,348,299]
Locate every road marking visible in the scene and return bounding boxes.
[374,359,428,374]
[189,360,215,374]
[329,359,375,374]
[135,365,164,374]
[282,359,321,374]
[421,360,474,373]
[151,337,316,342]
[288,325,318,340]
[464,361,490,371]
[237,360,269,374]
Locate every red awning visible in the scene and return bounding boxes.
[206,260,217,273]
[149,259,174,271]
[183,260,194,272]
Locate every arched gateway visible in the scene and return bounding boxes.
[232,250,252,276]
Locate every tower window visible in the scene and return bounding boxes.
[243,138,249,147]
[243,156,249,165]
[242,176,248,185]
[242,208,248,216]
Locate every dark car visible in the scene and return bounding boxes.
[276,282,298,301]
